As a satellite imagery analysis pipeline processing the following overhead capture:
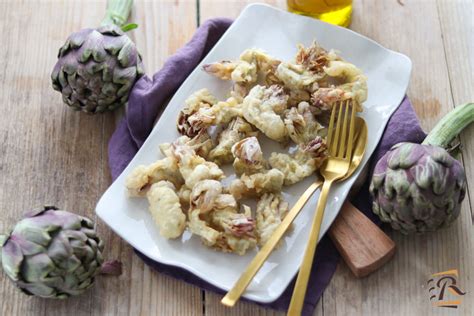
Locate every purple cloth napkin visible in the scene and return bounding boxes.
[108,18,426,315]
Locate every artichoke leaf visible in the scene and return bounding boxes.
[98,24,124,36]
[17,280,56,297]
[14,221,55,247]
[431,146,453,167]
[22,253,56,282]
[113,66,137,85]
[9,235,46,256]
[47,233,73,263]
[85,31,108,63]
[1,239,23,280]
[383,169,410,199]
[101,82,118,96]
[388,143,422,169]
[68,29,91,49]
[118,40,137,67]
[103,35,128,55]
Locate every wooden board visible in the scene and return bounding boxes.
[0,0,472,315]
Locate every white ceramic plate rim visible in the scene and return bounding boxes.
[96,3,412,303]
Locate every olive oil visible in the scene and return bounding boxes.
[287,0,353,27]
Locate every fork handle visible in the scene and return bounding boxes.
[288,179,334,316]
[221,181,322,307]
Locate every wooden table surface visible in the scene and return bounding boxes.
[0,0,472,315]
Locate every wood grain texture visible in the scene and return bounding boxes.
[328,202,396,278]
[0,0,472,316]
[94,1,202,315]
[323,0,474,315]
[0,0,200,316]
[436,0,474,222]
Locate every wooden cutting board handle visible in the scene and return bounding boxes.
[328,201,396,278]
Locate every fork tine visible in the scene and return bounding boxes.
[330,102,344,156]
[337,100,350,158]
[326,101,338,155]
[344,100,357,160]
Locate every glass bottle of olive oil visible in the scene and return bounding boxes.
[287,0,353,27]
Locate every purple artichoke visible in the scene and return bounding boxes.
[51,0,143,114]
[0,206,121,299]
[370,143,466,234]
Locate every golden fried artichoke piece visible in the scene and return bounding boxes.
[276,42,343,104]
[208,117,256,165]
[190,179,223,214]
[177,185,191,208]
[125,157,183,197]
[171,141,225,189]
[202,61,238,80]
[203,60,257,84]
[188,209,221,246]
[256,193,290,247]
[311,60,367,111]
[188,96,244,128]
[178,94,245,139]
[147,181,186,239]
[230,82,250,103]
[287,89,311,107]
[211,96,244,125]
[242,85,289,142]
[284,101,326,145]
[275,62,321,92]
[187,184,257,255]
[229,168,285,200]
[239,49,282,85]
[204,49,283,104]
[177,89,218,137]
[206,233,257,255]
[160,130,215,160]
[231,136,267,176]
[208,207,257,255]
[295,41,337,73]
[269,136,327,185]
[231,61,258,84]
[204,49,281,85]
[187,181,229,246]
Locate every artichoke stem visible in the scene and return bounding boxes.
[101,0,134,27]
[422,103,474,149]
[100,260,123,275]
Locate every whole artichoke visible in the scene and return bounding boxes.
[370,143,466,234]
[51,0,143,114]
[0,206,119,298]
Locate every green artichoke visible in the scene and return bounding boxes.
[0,206,120,298]
[370,103,474,234]
[51,0,143,114]
[370,143,466,234]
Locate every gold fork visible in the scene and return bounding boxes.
[220,115,366,308]
[288,100,356,315]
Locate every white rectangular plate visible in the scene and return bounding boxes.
[96,4,411,303]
